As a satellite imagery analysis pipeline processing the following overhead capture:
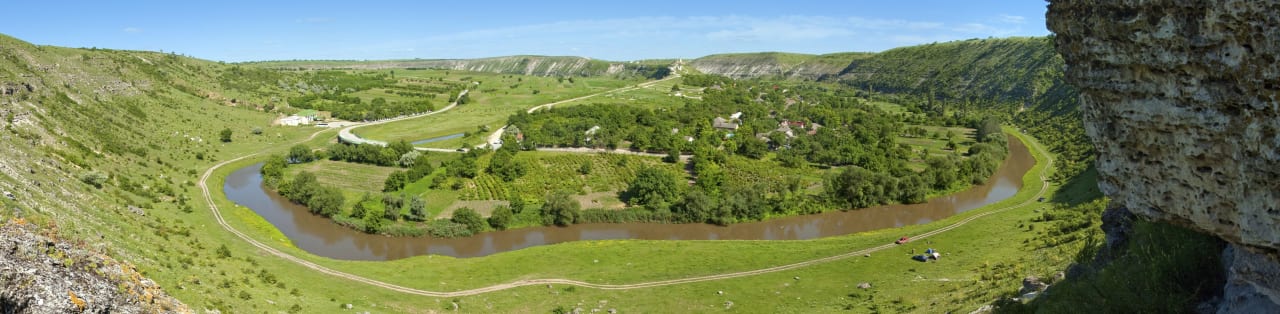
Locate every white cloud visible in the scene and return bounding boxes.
[123,27,142,33]
[1000,14,1026,24]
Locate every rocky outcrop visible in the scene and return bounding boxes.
[690,52,856,80]
[1048,0,1280,311]
[0,221,188,313]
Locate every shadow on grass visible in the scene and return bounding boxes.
[995,220,1226,313]
[1050,165,1101,206]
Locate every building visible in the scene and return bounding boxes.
[712,117,739,130]
[279,115,310,126]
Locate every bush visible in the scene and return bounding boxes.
[488,205,513,230]
[80,170,108,188]
[426,219,473,238]
[451,207,485,234]
[215,244,231,259]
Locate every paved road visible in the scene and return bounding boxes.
[336,89,468,147]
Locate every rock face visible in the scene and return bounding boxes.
[0,221,188,313]
[1048,0,1280,310]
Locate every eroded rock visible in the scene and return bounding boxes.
[1048,0,1280,310]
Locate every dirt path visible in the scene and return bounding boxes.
[198,127,1052,297]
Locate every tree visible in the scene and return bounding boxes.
[362,206,383,233]
[541,191,579,226]
[677,188,715,223]
[306,187,345,217]
[625,167,684,207]
[388,140,414,157]
[451,207,485,234]
[398,151,422,168]
[405,195,427,221]
[382,193,404,221]
[974,117,1003,143]
[693,161,725,195]
[288,144,314,164]
[488,205,513,230]
[383,171,409,192]
[508,195,526,214]
[737,136,768,159]
[578,160,593,175]
[350,194,369,218]
[261,155,287,187]
[670,83,681,92]
[219,128,233,143]
[488,149,526,182]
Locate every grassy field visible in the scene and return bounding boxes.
[191,127,1097,313]
[898,125,978,170]
[353,70,640,148]
[551,76,699,111]
[284,160,399,193]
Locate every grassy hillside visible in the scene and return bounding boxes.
[0,33,320,311]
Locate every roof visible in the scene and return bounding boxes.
[712,117,739,130]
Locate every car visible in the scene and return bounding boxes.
[895,236,910,244]
[1037,197,1046,202]
[456,148,466,152]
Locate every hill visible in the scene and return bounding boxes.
[0,33,313,311]
[688,51,871,80]
[243,55,674,78]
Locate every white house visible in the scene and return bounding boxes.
[279,115,310,126]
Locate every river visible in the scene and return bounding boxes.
[223,135,1033,261]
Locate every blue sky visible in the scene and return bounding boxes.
[1,1,1050,62]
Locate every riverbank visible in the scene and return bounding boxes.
[221,131,1028,260]
[193,125,1070,312]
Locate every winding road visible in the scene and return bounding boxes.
[198,125,1052,297]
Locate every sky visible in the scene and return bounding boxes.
[1,1,1050,62]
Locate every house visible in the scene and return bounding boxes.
[775,124,795,138]
[712,117,739,130]
[807,123,823,135]
[279,115,310,126]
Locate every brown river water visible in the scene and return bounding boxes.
[223,135,1034,261]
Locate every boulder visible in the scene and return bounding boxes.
[1020,276,1048,295]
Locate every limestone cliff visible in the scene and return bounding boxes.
[1048,0,1280,310]
[689,52,864,80]
[253,56,665,77]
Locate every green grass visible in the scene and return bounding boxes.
[352,70,639,148]
[284,160,399,194]
[183,127,1090,313]
[899,125,978,170]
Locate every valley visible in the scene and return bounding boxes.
[3,2,1261,309]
